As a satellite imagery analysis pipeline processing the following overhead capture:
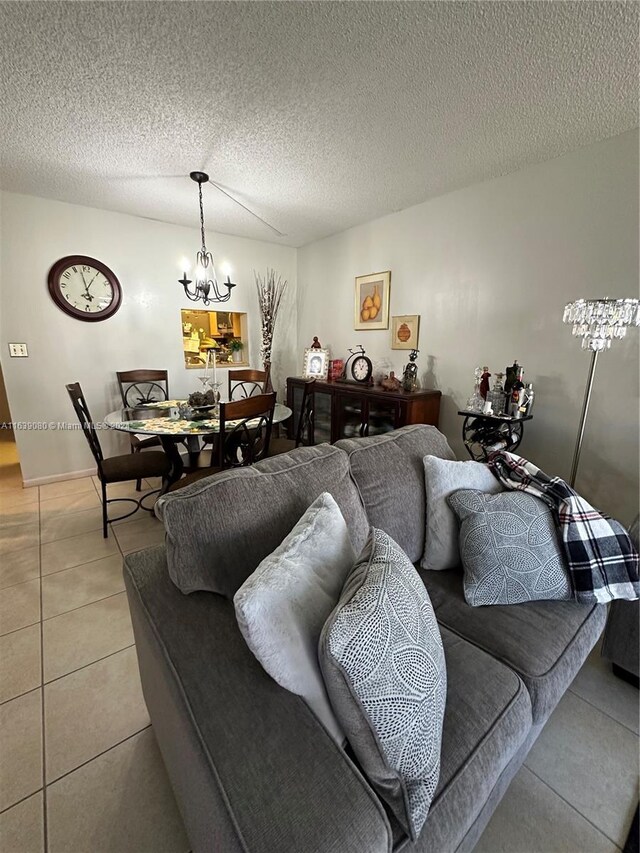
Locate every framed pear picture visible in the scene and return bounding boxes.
[354,271,390,330]
[391,314,420,350]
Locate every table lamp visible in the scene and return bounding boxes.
[563,298,640,487]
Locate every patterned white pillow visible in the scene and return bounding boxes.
[448,489,572,606]
[319,529,446,841]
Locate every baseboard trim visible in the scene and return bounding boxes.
[22,468,96,488]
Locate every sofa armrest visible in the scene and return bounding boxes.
[124,546,391,853]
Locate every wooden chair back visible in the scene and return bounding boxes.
[228,365,271,400]
[218,392,276,468]
[66,382,104,472]
[117,369,169,408]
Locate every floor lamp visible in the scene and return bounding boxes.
[563,298,640,487]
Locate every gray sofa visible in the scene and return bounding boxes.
[123,425,605,853]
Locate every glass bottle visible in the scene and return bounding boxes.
[488,372,506,415]
[466,367,484,412]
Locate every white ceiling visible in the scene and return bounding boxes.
[0,2,637,247]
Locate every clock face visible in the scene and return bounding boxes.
[352,356,372,382]
[48,255,122,322]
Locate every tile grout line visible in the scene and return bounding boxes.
[567,685,639,737]
[523,764,624,850]
[46,724,152,788]
[42,589,127,623]
[37,481,49,853]
[0,683,41,708]
[0,788,44,818]
[43,643,136,688]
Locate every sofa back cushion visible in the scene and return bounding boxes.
[156,445,369,598]
[335,425,456,563]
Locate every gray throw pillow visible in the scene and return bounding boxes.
[447,489,573,606]
[234,492,354,743]
[421,456,502,571]
[319,528,446,841]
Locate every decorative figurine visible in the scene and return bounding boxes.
[479,366,491,400]
[402,349,420,392]
[310,336,322,349]
[380,371,402,392]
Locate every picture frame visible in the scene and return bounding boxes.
[302,347,329,380]
[354,270,391,330]
[391,314,420,350]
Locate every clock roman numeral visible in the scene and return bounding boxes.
[72,266,78,273]
[62,271,71,280]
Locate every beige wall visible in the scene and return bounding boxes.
[297,130,639,525]
[0,192,296,482]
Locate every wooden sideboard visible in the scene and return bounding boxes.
[286,377,441,445]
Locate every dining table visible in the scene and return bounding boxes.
[104,400,292,492]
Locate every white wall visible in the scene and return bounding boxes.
[0,192,296,483]
[297,131,639,525]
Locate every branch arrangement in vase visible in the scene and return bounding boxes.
[255,268,287,367]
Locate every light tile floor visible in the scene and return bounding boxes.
[0,432,638,852]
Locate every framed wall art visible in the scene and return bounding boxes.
[391,314,420,350]
[354,270,390,330]
[302,347,329,380]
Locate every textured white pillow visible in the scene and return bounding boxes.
[421,456,502,571]
[234,492,354,743]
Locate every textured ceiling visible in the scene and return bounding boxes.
[0,1,637,247]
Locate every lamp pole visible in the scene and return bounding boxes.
[569,348,598,488]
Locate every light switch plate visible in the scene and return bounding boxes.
[8,343,28,357]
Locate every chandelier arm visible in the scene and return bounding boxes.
[207,179,286,238]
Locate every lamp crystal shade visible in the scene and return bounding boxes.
[563,298,640,352]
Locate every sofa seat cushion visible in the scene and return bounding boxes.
[387,626,531,851]
[124,546,392,853]
[155,444,369,598]
[421,568,606,724]
[336,425,455,564]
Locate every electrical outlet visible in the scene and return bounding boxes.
[8,343,28,357]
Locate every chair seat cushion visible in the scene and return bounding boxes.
[269,437,297,456]
[421,568,606,724]
[131,433,162,450]
[168,467,223,492]
[101,451,171,484]
[410,626,531,851]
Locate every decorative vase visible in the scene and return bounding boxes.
[232,349,243,364]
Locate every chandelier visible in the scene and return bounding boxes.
[563,298,640,351]
[179,171,236,305]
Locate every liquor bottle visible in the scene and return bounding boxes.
[520,383,535,416]
[504,361,520,396]
[509,367,525,417]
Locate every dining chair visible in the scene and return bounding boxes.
[268,379,315,456]
[228,365,271,400]
[117,369,168,490]
[168,392,276,492]
[66,383,171,537]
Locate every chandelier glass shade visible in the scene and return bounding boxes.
[563,298,640,351]
[179,171,236,305]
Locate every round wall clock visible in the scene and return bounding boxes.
[47,255,122,322]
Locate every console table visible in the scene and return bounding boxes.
[287,377,441,445]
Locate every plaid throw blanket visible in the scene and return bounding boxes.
[488,451,639,604]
